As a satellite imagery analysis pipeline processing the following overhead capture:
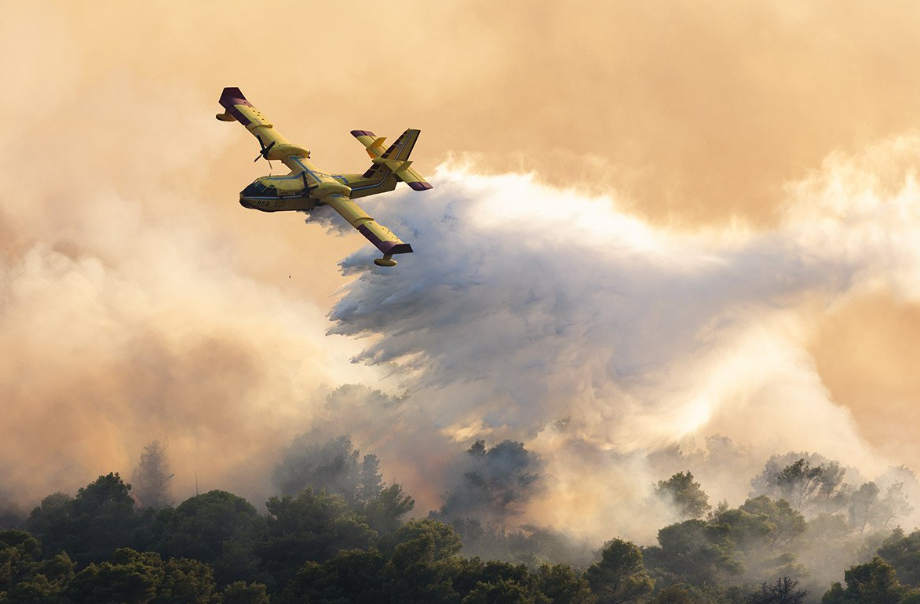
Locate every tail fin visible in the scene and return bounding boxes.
[351,129,433,191]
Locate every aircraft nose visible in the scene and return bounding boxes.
[241,182,262,197]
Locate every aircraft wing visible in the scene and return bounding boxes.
[323,195,413,258]
[216,87,303,161]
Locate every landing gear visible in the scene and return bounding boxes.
[374,254,397,267]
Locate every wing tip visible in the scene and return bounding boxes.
[407,181,433,191]
[389,243,413,255]
[351,130,376,137]
[219,87,250,108]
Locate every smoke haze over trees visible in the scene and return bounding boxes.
[4,433,920,603]
[132,441,174,510]
[2,4,920,603]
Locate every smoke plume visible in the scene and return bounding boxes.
[327,137,920,540]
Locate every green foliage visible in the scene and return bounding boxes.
[650,585,697,604]
[821,556,907,604]
[655,473,711,520]
[2,573,68,604]
[737,497,806,548]
[8,443,920,604]
[645,519,741,587]
[361,484,415,536]
[280,549,388,604]
[449,520,595,569]
[156,491,264,585]
[585,539,653,604]
[462,577,536,604]
[751,455,847,516]
[26,474,140,564]
[220,581,271,604]
[259,488,376,587]
[390,519,463,567]
[23,495,71,559]
[0,530,42,591]
[878,528,920,586]
[534,563,596,604]
[155,557,220,603]
[65,548,165,604]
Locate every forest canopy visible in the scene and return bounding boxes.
[1,435,919,604]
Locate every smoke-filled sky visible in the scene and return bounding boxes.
[3,1,920,542]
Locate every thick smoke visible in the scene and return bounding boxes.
[434,440,544,525]
[0,27,378,507]
[4,1,920,554]
[328,138,920,541]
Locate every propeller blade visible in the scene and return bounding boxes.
[254,140,276,162]
[253,138,276,162]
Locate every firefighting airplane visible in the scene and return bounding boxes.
[216,87,432,266]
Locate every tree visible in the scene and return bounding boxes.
[356,454,384,506]
[878,528,920,586]
[585,539,654,604]
[155,557,220,603]
[655,472,711,520]
[462,578,536,604]
[132,441,174,510]
[390,519,463,567]
[751,577,807,604]
[776,459,843,513]
[821,556,907,604]
[535,563,596,604]
[221,581,271,604]
[362,483,415,536]
[272,435,362,503]
[848,482,880,534]
[65,548,165,604]
[644,520,741,587]
[751,455,847,516]
[737,496,806,548]
[27,474,139,564]
[0,529,42,591]
[259,488,376,587]
[436,440,543,526]
[877,482,913,529]
[156,491,265,585]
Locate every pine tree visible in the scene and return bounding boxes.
[131,441,174,509]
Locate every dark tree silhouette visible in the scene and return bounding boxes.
[751,577,807,604]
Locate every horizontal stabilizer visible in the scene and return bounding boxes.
[351,128,433,192]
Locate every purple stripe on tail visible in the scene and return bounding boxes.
[408,181,433,191]
[351,130,376,137]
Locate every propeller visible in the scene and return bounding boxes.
[254,136,276,168]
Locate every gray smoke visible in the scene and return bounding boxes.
[434,440,544,525]
[325,137,920,541]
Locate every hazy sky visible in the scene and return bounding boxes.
[2,1,920,539]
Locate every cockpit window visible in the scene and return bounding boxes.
[242,181,278,197]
